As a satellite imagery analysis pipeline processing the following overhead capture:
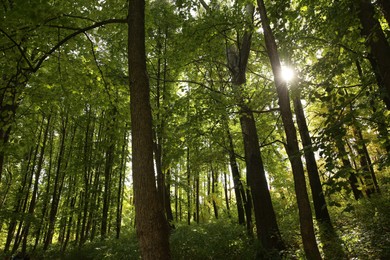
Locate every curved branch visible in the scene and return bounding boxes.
[32,18,127,72]
[0,27,34,70]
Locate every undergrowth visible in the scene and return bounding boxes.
[5,187,390,259]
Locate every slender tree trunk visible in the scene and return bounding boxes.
[116,130,127,239]
[225,8,285,254]
[128,0,171,258]
[164,169,174,227]
[355,60,390,153]
[355,128,380,193]
[223,171,230,217]
[13,121,44,254]
[336,138,363,200]
[211,164,218,219]
[352,124,379,196]
[257,1,321,258]
[194,173,200,224]
[225,124,246,225]
[225,7,285,254]
[33,122,55,251]
[0,71,25,184]
[293,94,347,258]
[80,108,95,245]
[101,108,117,239]
[62,196,76,252]
[21,115,51,254]
[4,147,34,254]
[293,93,331,224]
[186,147,191,225]
[357,0,390,109]
[44,115,76,250]
[175,173,179,222]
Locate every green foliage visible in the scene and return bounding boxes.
[328,182,390,259]
[30,231,140,260]
[22,221,257,259]
[171,220,258,259]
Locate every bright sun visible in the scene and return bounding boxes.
[281,66,294,82]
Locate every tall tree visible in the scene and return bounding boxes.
[224,3,285,256]
[356,0,390,109]
[256,0,321,258]
[292,91,331,224]
[127,0,171,258]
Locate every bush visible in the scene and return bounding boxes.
[170,220,256,259]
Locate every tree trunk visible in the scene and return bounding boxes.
[34,123,55,251]
[101,108,117,239]
[357,0,390,110]
[194,173,200,224]
[225,124,246,225]
[187,147,191,225]
[355,60,390,153]
[211,164,218,219]
[0,72,25,183]
[355,128,380,193]
[4,146,34,254]
[226,6,284,254]
[336,138,363,200]
[293,93,331,224]
[164,169,175,227]
[223,171,230,217]
[257,0,321,258]
[44,115,76,250]
[116,129,128,239]
[128,0,171,258]
[239,105,285,253]
[21,115,51,254]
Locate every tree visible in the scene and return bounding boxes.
[127,0,171,259]
[256,0,321,258]
[356,0,390,110]
[223,3,285,255]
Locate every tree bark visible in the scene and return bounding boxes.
[239,105,285,253]
[187,147,191,225]
[355,60,390,153]
[128,0,171,258]
[211,164,219,219]
[21,115,51,254]
[336,138,363,200]
[116,129,128,239]
[43,115,68,250]
[226,125,246,225]
[293,93,331,224]
[257,0,321,258]
[223,171,230,217]
[101,108,117,239]
[225,6,284,254]
[357,0,390,110]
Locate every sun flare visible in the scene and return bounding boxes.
[281,66,294,82]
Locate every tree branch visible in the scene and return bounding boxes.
[0,27,34,70]
[252,107,280,114]
[32,18,127,72]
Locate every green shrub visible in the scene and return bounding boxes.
[170,220,257,259]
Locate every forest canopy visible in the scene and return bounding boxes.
[1,0,390,259]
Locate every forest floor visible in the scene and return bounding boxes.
[3,184,390,260]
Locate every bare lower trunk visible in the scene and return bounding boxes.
[128,0,171,258]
